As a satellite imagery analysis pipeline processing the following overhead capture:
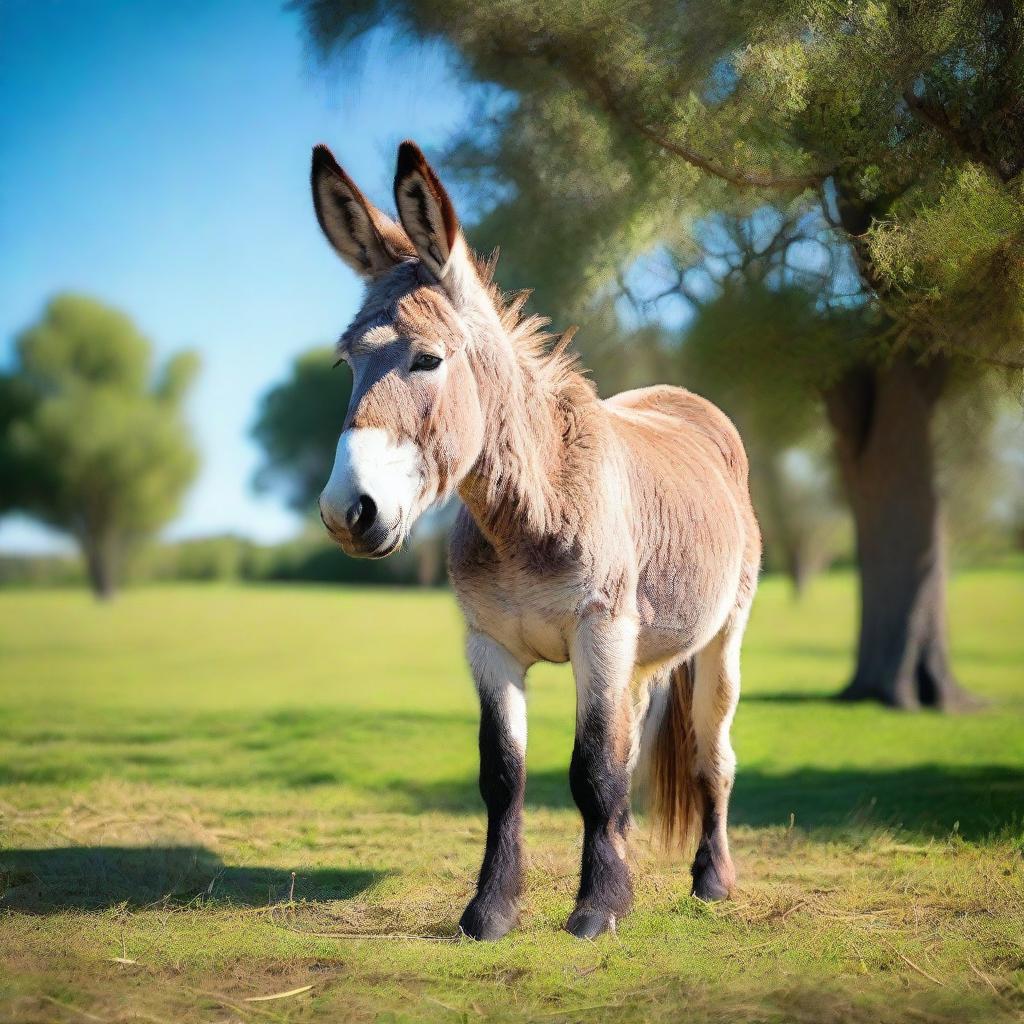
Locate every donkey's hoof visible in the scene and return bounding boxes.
[459,898,518,941]
[692,864,733,902]
[565,907,616,939]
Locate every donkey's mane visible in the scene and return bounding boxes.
[475,251,596,401]
[350,253,594,403]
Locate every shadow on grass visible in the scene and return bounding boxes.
[394,764,1024,841]
[0,845,385,914]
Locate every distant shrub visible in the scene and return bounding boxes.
[132,535,253,582]
[253,534,427,585]
[0,553,85,587]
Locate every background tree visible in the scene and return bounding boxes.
[0,294,199,599]
[298,0,1023,709]
[250,346,351,513]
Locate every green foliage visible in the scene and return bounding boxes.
[14,293,153,392]
[868,166,1024,360]
[1,573,1022,1021]
[0,532,434,588]
[12,387,197,533]
[0,552,85,587]
[132,534,257,583]
[0,294,199,596]
[455,96,709,319]
[0,373,43,512]
[683,282,860,445]
[298,0,1024,372]
[155,350,202,404]
[251,347,351,513]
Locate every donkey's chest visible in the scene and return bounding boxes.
[475,597,574,665]
[451,557,579,665]
[450,532,585,667]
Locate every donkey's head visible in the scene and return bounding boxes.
[311,141,493,558]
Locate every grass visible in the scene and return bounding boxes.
[1,569,1022,1024]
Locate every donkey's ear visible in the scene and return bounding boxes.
[393,140,474,299]
[311,144,412,277]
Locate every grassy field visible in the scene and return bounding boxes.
[1,571,1022,1024]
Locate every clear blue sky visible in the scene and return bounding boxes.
[0,0,474,552]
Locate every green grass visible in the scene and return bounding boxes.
[1,571,1022,1023]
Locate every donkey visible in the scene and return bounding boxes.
[310,140,761,940]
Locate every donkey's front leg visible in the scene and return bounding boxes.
[566,613,637,939]
[459,631,528,941]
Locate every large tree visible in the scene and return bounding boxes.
[298,0,1023,709]
[0,294,199,599]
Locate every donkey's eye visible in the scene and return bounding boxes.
[410,352,443,372]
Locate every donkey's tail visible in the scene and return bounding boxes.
[646,659,704,854]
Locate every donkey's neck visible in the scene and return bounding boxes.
[458,340,597,551]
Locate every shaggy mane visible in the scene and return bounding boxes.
[475,251,596,399]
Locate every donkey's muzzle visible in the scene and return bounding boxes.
[319,426,423,559]
[319,494,398,559]
[345,494,377,539]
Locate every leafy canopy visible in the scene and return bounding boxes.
[298,0,1024,370]
[1,293,199,542]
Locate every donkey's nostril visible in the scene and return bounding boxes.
[346,494,377,537]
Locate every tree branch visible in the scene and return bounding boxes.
[570,59,833,192]
[630,120,830,191]
[902,91,989,168]
[968,352,1024,372]
[902,88,1021,182]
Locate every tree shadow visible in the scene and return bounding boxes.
[0,845,386,914]
[393,764,1024,841]
[729,764,1024,838]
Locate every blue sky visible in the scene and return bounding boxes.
[0,0,474,552]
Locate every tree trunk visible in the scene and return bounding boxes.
[80,530,118,601]
[823,355,976,711]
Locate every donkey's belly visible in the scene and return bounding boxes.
[634,624,695,670]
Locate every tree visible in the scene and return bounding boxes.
[296,0,1023,709]
[250,346,350,513]
[0,294,199,599]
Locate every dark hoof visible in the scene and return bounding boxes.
[565,906,616,939]
[692,862,734,902]
[459,898,518,941]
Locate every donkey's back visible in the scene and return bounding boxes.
[604,384,760,661]
[606,384,750,487]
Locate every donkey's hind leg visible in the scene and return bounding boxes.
[690,607,749,900]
